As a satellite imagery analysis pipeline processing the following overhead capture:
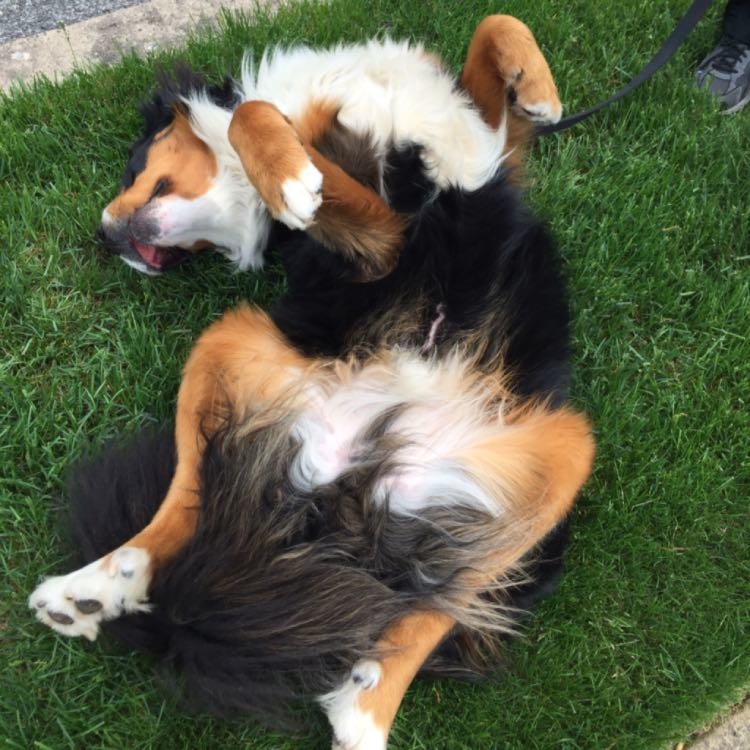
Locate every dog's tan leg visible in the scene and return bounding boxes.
[323,406,594,748]
[458,407,595,580]
[29,306,310,639]
[461,15,562,172]
[228,100,405,280]
[125,305,309,564]
[322,610,456,750]
[228,100,324,228]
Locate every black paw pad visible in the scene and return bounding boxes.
[75,599,103,615]
[48,611,75,626]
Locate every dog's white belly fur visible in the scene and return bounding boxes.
[290,352,503,517]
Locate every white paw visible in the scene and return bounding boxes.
[320,660,386,750]
[277,162,323,230]
[28,547,152,641]
[515,99,562,125]
[504,68,562,125]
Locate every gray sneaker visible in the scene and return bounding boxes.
[695,35,750,114]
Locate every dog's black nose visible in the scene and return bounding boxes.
[95,225,116,253]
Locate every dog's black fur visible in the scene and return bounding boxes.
[123,69,240,190]
[273,146,570,402]
[69,138,576,724]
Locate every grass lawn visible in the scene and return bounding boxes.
[1,0,748,747]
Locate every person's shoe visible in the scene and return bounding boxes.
[695,35,750,114]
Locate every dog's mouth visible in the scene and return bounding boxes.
[129,239,191,272]
[95,224,193,273]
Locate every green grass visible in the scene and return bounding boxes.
[1,1,748,747]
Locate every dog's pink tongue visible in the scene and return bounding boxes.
[133,241,162,268]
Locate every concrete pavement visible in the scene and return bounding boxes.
[689,699,750,750]
[0,0,281,91]
[0,0,150,44]
[0,1,747,747]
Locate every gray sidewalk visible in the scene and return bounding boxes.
[0,0,150,44]
[0,0,281,91]
[1,2,747,748]
[688,699,749,750]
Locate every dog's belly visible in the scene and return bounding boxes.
[289,351,503,516]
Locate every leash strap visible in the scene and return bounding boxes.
[537,0,715,135]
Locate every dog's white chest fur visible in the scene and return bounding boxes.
[246,40,507,191]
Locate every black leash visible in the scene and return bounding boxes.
[538,0,715,135]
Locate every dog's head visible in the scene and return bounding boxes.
[98,68,270,275]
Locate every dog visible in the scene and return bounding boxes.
[29,16,593,750]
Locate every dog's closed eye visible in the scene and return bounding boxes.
[150,178,171,200]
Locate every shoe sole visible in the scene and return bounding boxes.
[723,89,750,114]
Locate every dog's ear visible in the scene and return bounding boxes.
[134,66,237,144]
[120,68,190,189]
[136,66,196,132]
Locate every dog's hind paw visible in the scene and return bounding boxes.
[481,15,562,125]
[277,162,323,231]
[28,547,151,641]
[321,660,387,750]
[508,68,562,125]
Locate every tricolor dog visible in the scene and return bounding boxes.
[30,16,593,750]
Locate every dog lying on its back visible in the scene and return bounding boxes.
[29,16,593,750]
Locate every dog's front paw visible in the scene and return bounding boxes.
[277,161,323,230]
[321,660,387,750]
[28,547,151,641]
